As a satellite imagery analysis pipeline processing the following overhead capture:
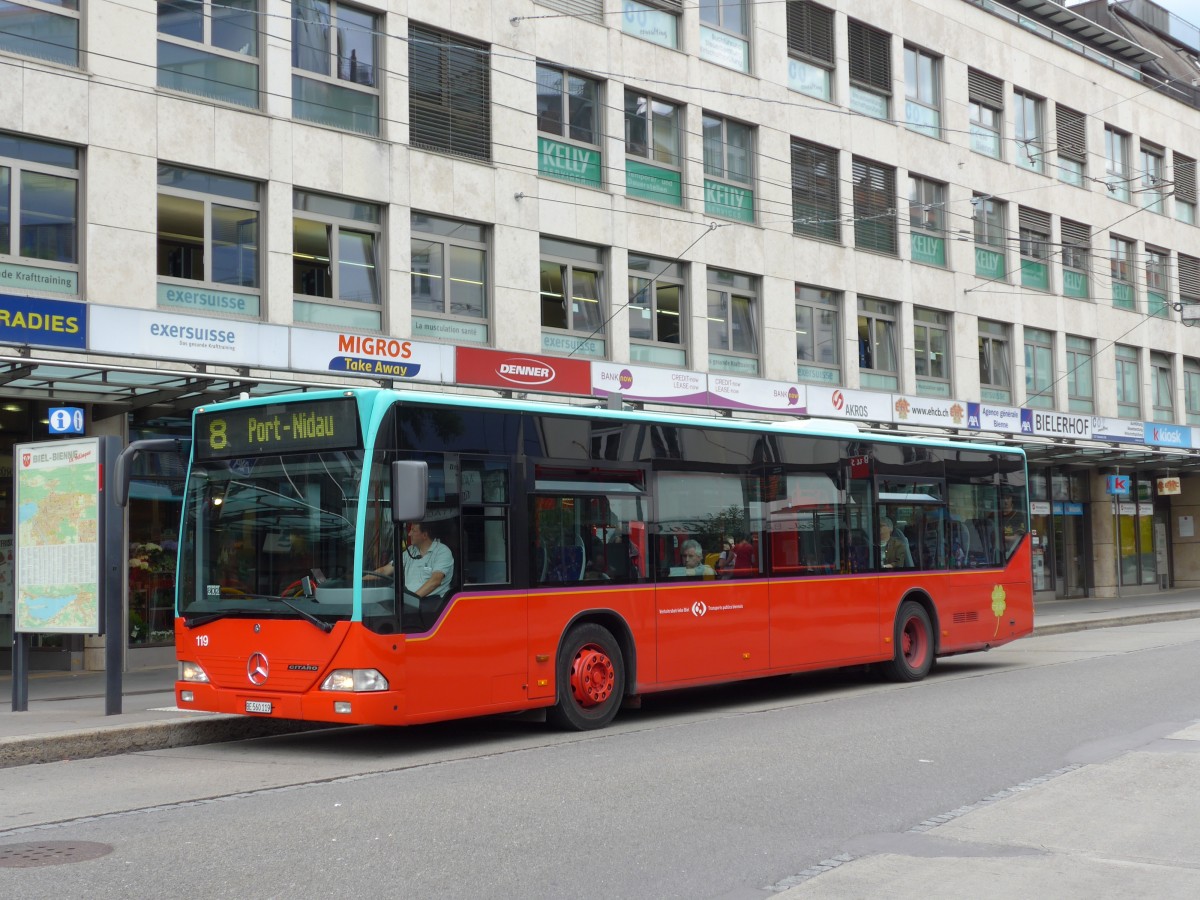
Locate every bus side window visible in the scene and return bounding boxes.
[461,460,510,586]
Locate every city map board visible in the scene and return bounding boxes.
[14,438,101,634]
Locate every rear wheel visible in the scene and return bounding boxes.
[882,600,933,682]
[548,623,625,731]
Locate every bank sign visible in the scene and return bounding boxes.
[0,293,85,350]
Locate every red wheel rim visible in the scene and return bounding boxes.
[901,615,929,670]
[569,643,615,708]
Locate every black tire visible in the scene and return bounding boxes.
[548,623,625,731]
[881,600,934,682]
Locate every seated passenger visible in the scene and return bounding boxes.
[669,539,715,579]
[879,516,913,569]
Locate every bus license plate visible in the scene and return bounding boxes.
[245,700,273,714]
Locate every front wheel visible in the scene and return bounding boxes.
[881,600,934,682]
[548,623,625,731]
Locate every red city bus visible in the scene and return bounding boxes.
[171,388,1033,730]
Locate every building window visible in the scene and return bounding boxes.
[1184,358,1200,425]
[1013,91,1043,173]
[537,64,602,188]
[702,114,754,222]
[0,0,79,66]
[852,157,896,255]
[1146,247,1169,318]
[913,307,950,397]
[787,1,834,101]
[707,268,759,375]
[1105,126,1131,202]
[157,165,260,316]
[1024,327,1053,409]
[410,212,488,345]
[1151,352,1174,423]
[540,238,605,358]
[908,176,945,266]
[1174,153,1196,225]
[978,319,1011,403]
[629,254,686,366]
[1140,143,1166,214]
[1018,207,1050,291]
[158,0,259,108]
[409,24,491,162]
[621,0,680,50]
[1061,219,1090,299]
[624,90,682,206]
[857,296,898,391]
[1055,105,1087,187]
[292,190,381,330]
[1110,236,1135,310]
[1115,344,1140,419]
[1066,335,1094,414]
[847,19,890,120]
[1180,254,1200,321]
[292,0,379,135]
[792,139,839,242]
[0,133,79,293]
[795,285,840,385]
[968,69,1003,159]
[972,193,1005,280]
[904,46,940,138]
[699,0,749,72]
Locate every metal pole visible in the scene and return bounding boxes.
[11,632,29,712]
[101,436,124,715]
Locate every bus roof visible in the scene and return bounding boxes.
[194,386,1025,459]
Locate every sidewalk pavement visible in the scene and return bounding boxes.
[3,590,1200,771]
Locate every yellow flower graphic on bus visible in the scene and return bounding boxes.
[991,584,1007,636]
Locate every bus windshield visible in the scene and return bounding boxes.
[177,450,365,627]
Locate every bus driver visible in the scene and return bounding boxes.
[373,521,455,602]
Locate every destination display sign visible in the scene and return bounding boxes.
[195,398,360,460]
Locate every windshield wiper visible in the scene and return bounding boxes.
[184,609,255,628]
[272,595,334,633]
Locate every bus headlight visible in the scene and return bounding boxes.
[178,661,210,683]
[319,669,388,692]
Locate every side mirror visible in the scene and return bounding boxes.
[391,460,428,523]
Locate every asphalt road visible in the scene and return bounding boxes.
[3,619,1200,899]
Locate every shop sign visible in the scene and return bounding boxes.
[807,386,890,421]
[1117,501,1136,516]
[891,395,966,428]
[849,87,888,120]
[798,364,839,385]
[1053,502,1084,516]
[1062,270,1088,298]
[0,261,77,295]
[0,292,85,350]
[1091,416,1144,443]
[1144,423,1191,448]
[541,332,604,358]
[1030,501,1052,516]
[788,57,830,99]
[974,247,1005,280]
[593,362,705,405]
[1023,410,1091,439]
[456,346,590,395]
[1106,474,1130,496]
[1157,477,1182,496]
[966,402,1021,433]
[621,1,677,49]
[1021,260,1049,291]
[709,375,806,414]
[538,137,602,189]
[626,160,682,206]
[156,283,260,317]
[1139,502,1155,517]
[699,26,748,72]
[89,306,287,368]
[412,316,488,345]
[910,233,945,267]
[704,179,754,223]
[290,329,452,382]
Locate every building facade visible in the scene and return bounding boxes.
[3,0,1200,668]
